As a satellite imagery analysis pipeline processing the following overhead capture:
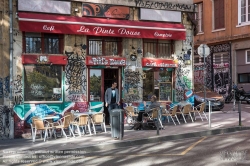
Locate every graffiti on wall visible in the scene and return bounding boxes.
[0,78,3,98]
[13,75,23,105]
[194,65,204,84]
[0,106,11,139]
[175,54,191,101]
[3,76,10,98]
[213,65,230,97]
[65,48,87,98]
[67,94,87,102]
[123,69,142,103]
[135,0,195,12]
[30,84,45,96]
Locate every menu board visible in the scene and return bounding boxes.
[159,82,172,101]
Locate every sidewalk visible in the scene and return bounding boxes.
[1,103,250,155]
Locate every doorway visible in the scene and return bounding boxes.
[103,69,119,124]
[88,68,119,124]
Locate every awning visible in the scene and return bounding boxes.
[18,12,186,40]
[141,58,178,67]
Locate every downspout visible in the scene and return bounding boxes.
[9,0,14,139]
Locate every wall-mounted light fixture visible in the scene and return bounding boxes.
[74,8,79,12]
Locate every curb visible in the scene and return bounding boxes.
[69,126,250,153]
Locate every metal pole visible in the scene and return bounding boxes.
[209,101,211,128]
[9,0,14,139]
[238,100,241,126]
[203,45,206,104]
[233,89,235,111]
[156,109,159,135]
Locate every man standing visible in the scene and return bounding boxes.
[105,80,120,125]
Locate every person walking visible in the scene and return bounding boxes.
[105,80,120,125]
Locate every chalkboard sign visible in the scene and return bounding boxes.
[159,82,172,101]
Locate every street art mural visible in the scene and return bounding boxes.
[65,46,87,102]
[82,3,130,19]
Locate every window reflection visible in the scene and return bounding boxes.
[90,69,101,101]
[143,68,172,101]
[24,65,62,101]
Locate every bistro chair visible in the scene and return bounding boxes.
[90,112,106,134]
[124,106,138,126]
[176,104,194,123]
[162,105,180,125]
[72,114,92,136]
[191,102,208,121]
[147,107,164,129]
[32,117,54,142]
[54,115,75,139]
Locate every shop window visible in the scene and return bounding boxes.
[213,0,225,30]
[24,32,63,54]
[195,3,203,33]
[88,36,122,56]
[246,50,250,63]
[24,65,62,102]
[143,39,172,58]
[238,73,250,83]
[143,68,172,101]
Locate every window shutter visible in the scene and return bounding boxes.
[214,0,225,29]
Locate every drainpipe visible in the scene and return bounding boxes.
[9,0,14,139]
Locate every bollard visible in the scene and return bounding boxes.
[209,101,211,128]
[238,100,241,126]
[156,109,159,135]
[119,109,123,140]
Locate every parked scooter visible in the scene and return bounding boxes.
[225,84,250,104]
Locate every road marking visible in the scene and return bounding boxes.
[180,136,207,155]
[27,137,207,165]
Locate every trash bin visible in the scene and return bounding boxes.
[110,109,124,139]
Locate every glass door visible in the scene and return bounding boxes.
[89,69,102,101]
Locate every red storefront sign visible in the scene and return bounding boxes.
[141,58,178,68]
[18,12,186,40]
[86,56,126,66]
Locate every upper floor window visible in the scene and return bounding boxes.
[143,39,172,58]
[88,36,122,56]
[195,3,203,33]
[24,32,63,54]
[213,52,229,64]
[214,0,225,29]
[246,50,250,63]
[238,0,250,24]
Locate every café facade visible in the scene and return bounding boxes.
[11,0,195,137]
